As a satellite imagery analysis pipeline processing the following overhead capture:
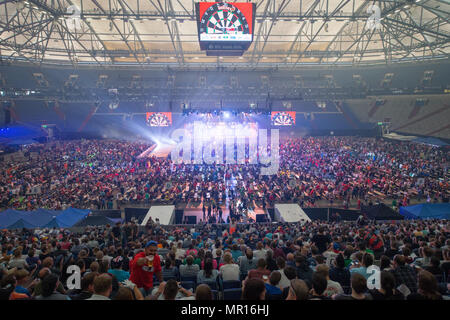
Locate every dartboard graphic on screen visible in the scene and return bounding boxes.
[271,111,296,126]
[199,2,251,41]
[146,112,172,127]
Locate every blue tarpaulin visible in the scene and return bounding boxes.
[400,203,450,220]
[0,207,91,229]
[0,209,26,228]
[7,219,36,229]
[52,207,90,227]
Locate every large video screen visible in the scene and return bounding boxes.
[146,112,172,127]
[196,2,255,50]
[271,111,296,126]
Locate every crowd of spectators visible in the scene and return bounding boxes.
[0,137,448,211]
[0,218,448,300]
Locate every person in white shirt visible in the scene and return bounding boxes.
[86,274,112,300]
[275,257,291,289]
[253,242,267,261]
[175,241,186,260]
[316,264,344,298]
[219,252,240,281]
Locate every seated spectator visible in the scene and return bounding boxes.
[295,255,313,286]
[414,246,434,267]
[242,278,266,300]
[238,249,257,279]
[179,255,200,279]
[26,249,40,270]
[350,252,374,279]
[424,256,443,276]
[197,258,218,284]
[86,274,113,300]
[329,254,351,289]
[247,258,271,281]
[308,273,330,300]
[70,272,98,300]
[108,256,130,283]
[162,258,179,281]
[231,244,243,263]
[219,252,240,281]
[253,242,267,262]
[323,243,339,266]
[380,255,393,271]
[286,279,309,300]
[334,273,372,300]
[13,269,34,298]
[195,284,213,300]
[265,250,278,272]
[391,255,418,294]
[276,257,291,289]
[201,251,218,270]
[264,271,283,299]
[280,266,299,299]
[315,264,344,297]
[149,280,194,300]
[385,240,400,259]
[368,271,404,300]
[0,273,29,300]
[8,247,29,270]
[112,284,144,300]
[407,270,443,300]
[35,274,69,300]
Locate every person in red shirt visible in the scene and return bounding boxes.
[129,241,162,296]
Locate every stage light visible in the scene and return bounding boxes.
[223,111,231,119]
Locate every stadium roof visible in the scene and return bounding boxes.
[0,0,449,69]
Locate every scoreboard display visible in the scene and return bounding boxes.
[196,2,256,54]
[146,112,172,127]
[271,111,296,126]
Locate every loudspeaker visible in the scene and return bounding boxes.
[175,210,184,224]
[186,216,197,224]
[267,209,275,221]
[256,214,267,223]
[4,109,11,125]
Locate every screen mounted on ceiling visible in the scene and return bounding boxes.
[196,2,256,52]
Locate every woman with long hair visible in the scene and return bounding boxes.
[407,270,443,300]
[197,258,218,284]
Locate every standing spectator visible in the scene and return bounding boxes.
[129,241,162,296]
[311,227,331,254]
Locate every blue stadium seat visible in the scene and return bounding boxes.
[199,280,217,290]
[222,280,241,290]
[223,288,242,300]
[181,281,196,291]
